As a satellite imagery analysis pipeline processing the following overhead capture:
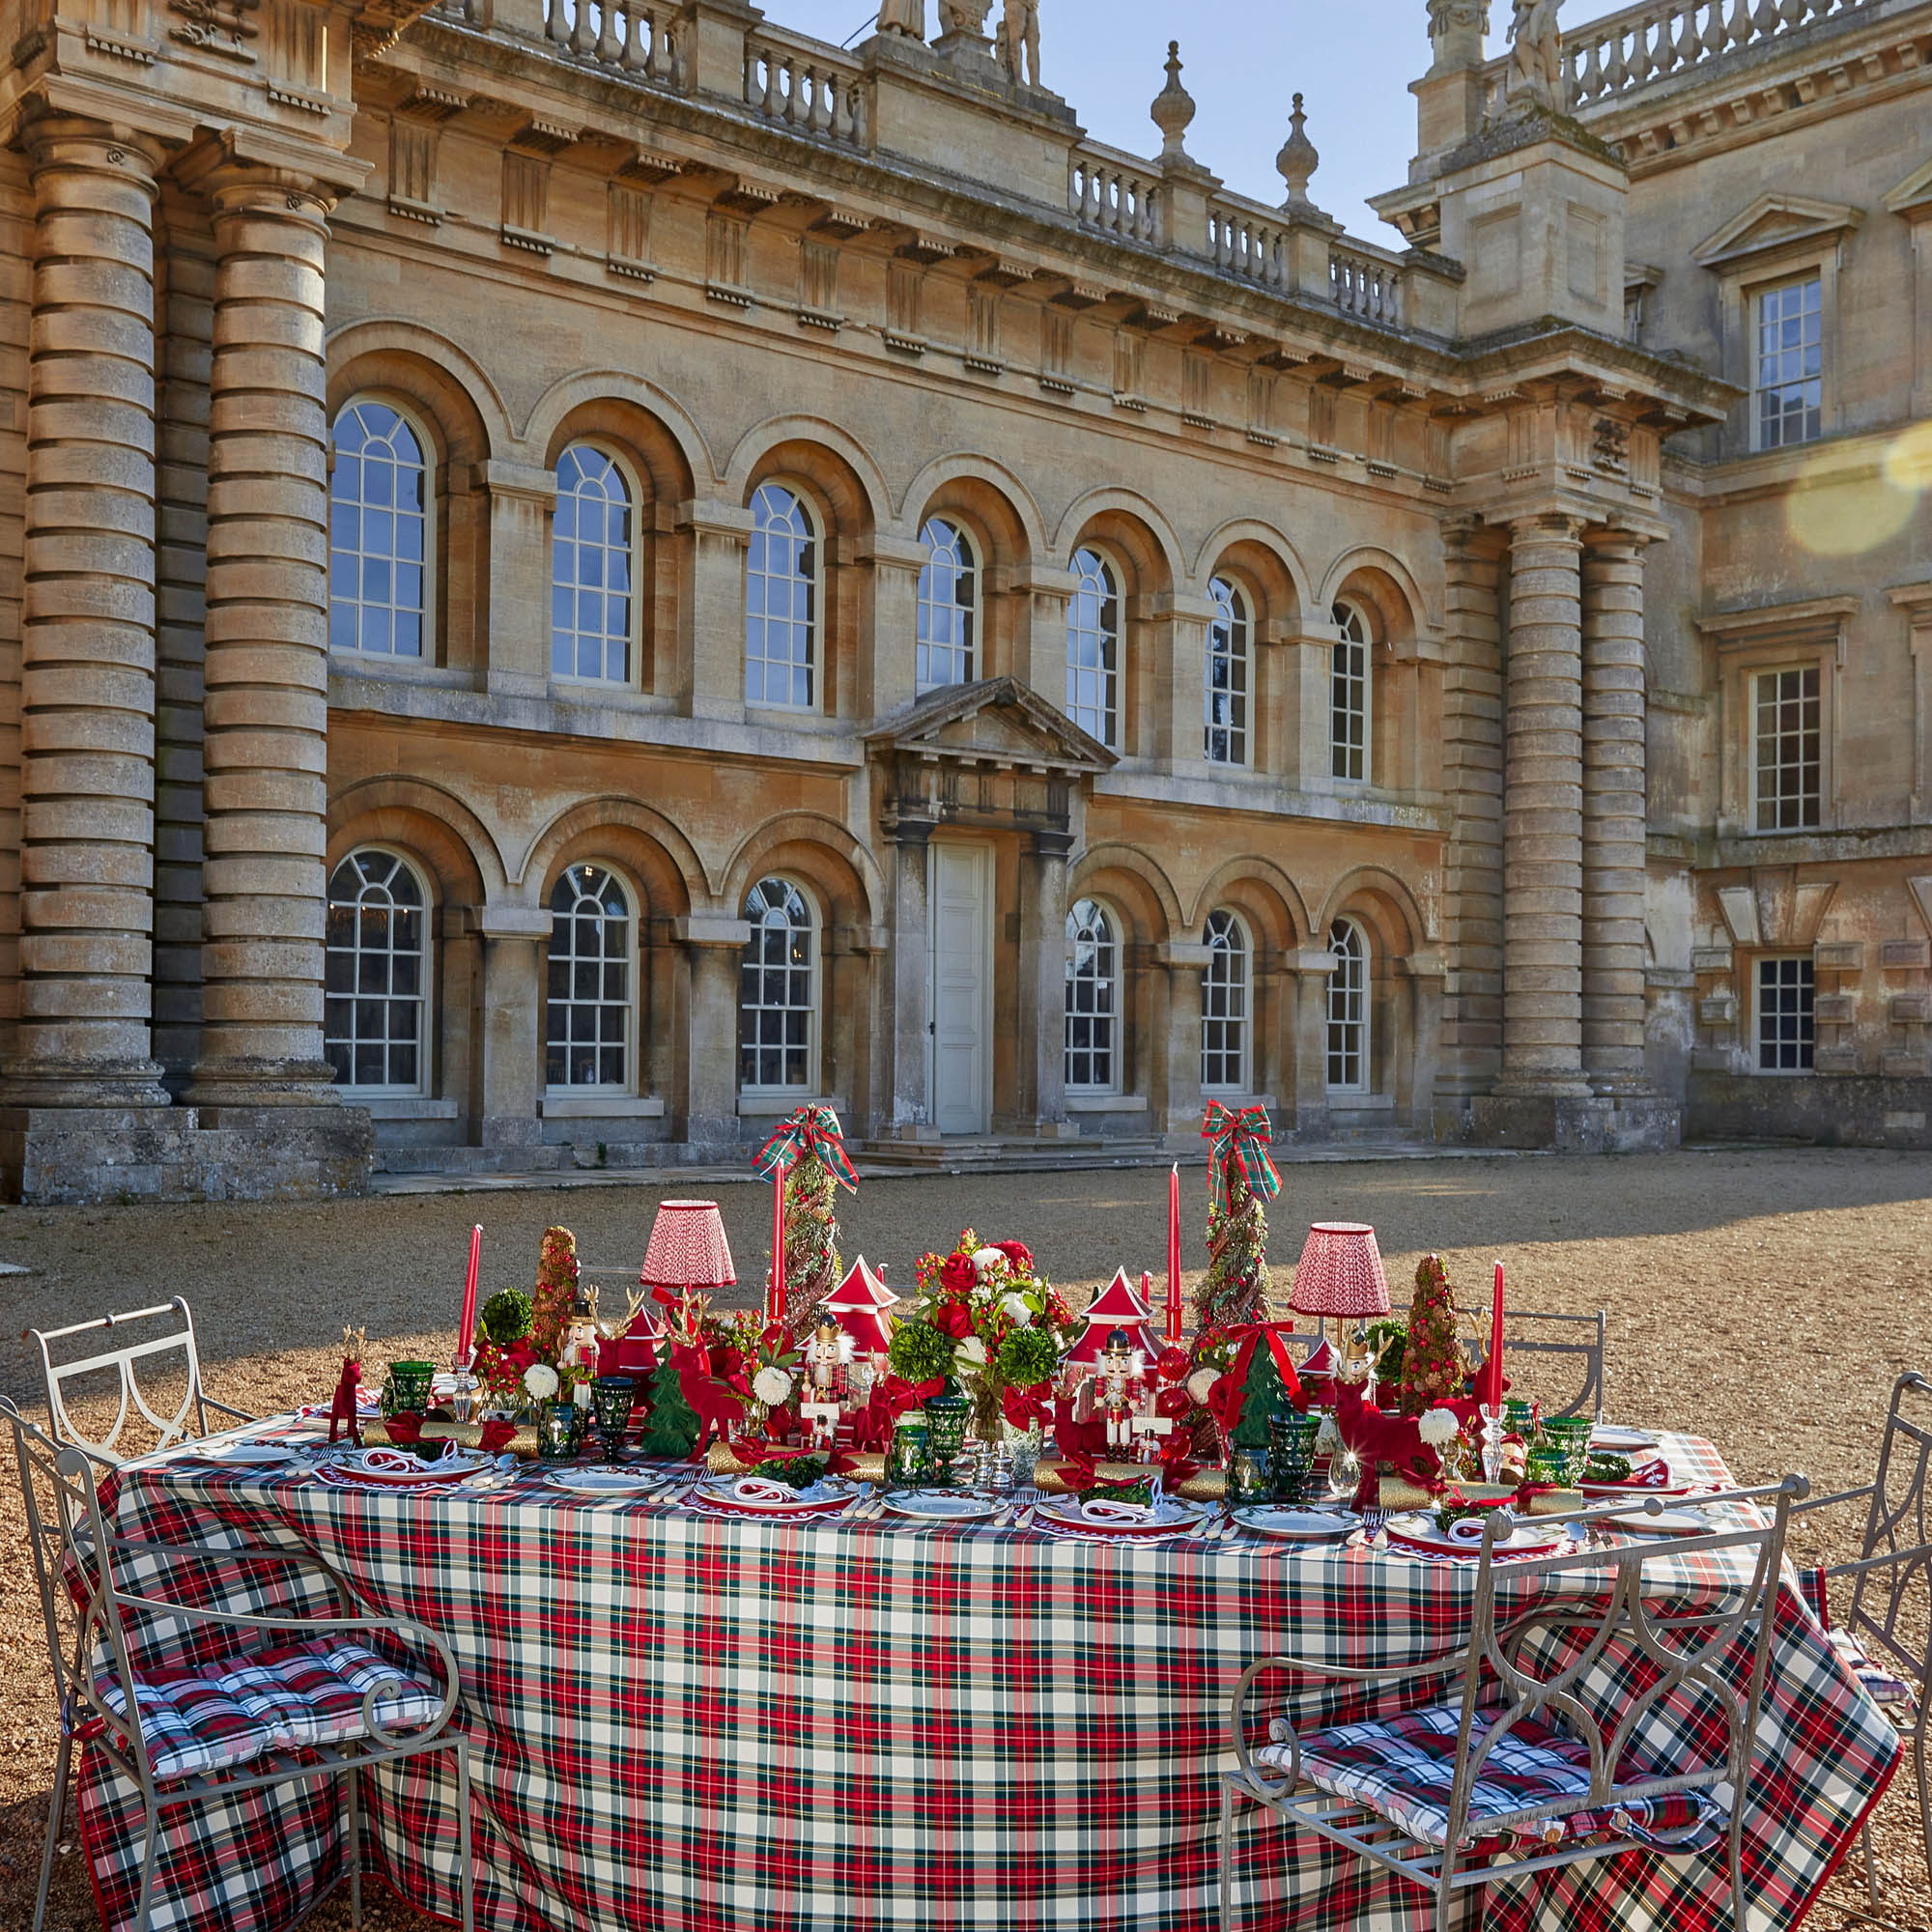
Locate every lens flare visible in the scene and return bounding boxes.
[1785,432,1924,558]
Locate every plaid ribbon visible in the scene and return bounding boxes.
[1202,1101,1281,1207]
[753,1104,859,1191]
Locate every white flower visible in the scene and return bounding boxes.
[753,1366,794,1406]
[972,1246,1007,1279]
[1186,1367,1220,1406]
[523,1363,560,1402]
[1000,1293,1033,1325]
[955,1334,988,1368]
[1418,1407,1462,1448]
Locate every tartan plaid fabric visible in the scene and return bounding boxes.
[1260,1704,1719,1852]
[89,1673,280,1781]
[71,1431,1898,1932]
[1791,1559,1915,1708]
[206,1639,443,1748]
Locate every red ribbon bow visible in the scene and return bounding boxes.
[1003,1383,1054,1433]
[753,1105,860,1192]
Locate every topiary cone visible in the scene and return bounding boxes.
[531,1226,579,1360]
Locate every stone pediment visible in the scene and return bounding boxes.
[1884,159,1932,222]
[1690,194,1862,272]
[865,677,1116,777]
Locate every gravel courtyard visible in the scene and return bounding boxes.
[2,1147,1928,1930]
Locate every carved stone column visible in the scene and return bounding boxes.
[1580,528,1650,1093]
[1288,949,1334,1144]
[475,908,550,1151]
[1010,828,1073,1135]
[1150,939,1209,1146]
[1495,513,1590,1098]
[8,119,170,1107]
[185,160,344,1110]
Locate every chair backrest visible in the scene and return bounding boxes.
[1479,1308,1605,1421]
[31,1297,215,1467]
[2,1397,156,1787]
[1843,1369,1932,1701]
[1445,1477,1803,1855]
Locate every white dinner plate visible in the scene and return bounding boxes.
[320,1447,494,1487]
[881,1492,998,1521]
[1036,1495,1202,1537]
[1605,1504,1718,1535]
[186,1438,298,1465]
[1590,1426,1662,1452]
[694,1477,858,1516]
[546,1467,663,1495]
[1384,1511,1572,1557]
[1235,1506,1362,1542]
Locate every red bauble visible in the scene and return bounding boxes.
[1156,1346,1190,1385]
[1154,1385,1191,1422]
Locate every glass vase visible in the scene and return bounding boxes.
[1001,1418,1044,1492]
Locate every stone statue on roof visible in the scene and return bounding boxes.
[997,0,1040,89]
[1506,0,1567,115]
[876,0,925,39]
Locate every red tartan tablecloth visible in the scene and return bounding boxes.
[74,1432,1899,1932]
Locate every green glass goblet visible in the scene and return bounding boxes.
[589,1375,637,1464]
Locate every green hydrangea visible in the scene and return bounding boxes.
[887,1318,953,1384]
[995,1326,1061,1389]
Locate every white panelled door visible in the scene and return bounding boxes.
[928,840,992,1135]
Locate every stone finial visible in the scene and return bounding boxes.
[1150,42,1196,161]
[1427,0,1491,71]
[1276,93,1322,214]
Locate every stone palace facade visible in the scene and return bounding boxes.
[0,0,1926,1198]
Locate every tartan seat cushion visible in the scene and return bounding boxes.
[1255,1703,1723,1853]
[95,1640,441,1778]
[1795,1567,1916,1713]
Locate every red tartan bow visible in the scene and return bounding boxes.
[1051,1398,1110,1489]
[753,1105,859,1192]
[382,1413,424,1447]
[1211,1323,1306,1440]
[1201,1102,1282,1207]
[1003,1383,1053,1432]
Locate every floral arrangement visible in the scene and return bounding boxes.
[889,1230,1077,1436]
[469,1283,589,1410]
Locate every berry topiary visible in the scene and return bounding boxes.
[479,1288,533,1347]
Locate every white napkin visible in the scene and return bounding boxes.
[355,1447,424,1476]
[1445,1513,1498,1546]
[729,1477,810,1506]
[1079,1476,1164,1525]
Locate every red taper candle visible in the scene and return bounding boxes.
[457,1224,482,1368]
[1488,1260,1506,1411]
[769,1159,788,1325]
[1166,1163,1182,1345]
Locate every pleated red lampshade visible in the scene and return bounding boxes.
[1291,1222,1391,1320]
[639,1200,737,1298]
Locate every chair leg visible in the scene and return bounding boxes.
[1435,1843,1459,1932]
[456,1740,474,1932]
[346,1765,362,1929]
[130,1799,161,1932]
[1914,1722,1930,1889]
[1218,1781,1233,1932]
[1728,1796,1747,1932]
[31,1728,71,1932]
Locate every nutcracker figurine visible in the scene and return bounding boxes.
[559,1287,602,1405]
[801,1319,852,1450]
[1096,1327,1150,1453]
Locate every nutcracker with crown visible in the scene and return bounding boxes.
[1094,1327,1151,1453]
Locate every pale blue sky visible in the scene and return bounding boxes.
[770,0,1620,241]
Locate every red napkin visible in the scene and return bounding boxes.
[382,1413,424,1447]
[1624,1458,1673,1488]
[477,1419,518,1454]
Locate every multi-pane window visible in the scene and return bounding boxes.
[1331,600,1370,782]
[1753,667,1821,831]
[1326,919,1369,1093]
[328,401,427,659]
[1757,956,1815,1072]
[325,850,426,1092]
[1205,575,1250,766]
[1755,277,1822,450]
[745,484,817,709]
[552,445,633,683]
[1065,547,1121,748]
[1201,909,1249,1094]
[741,877,815,1093]
[546,866,631,1090]
[916,517,978,694]
[1064,897,1119,1093]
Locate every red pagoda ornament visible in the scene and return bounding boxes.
[1066,1267,1160,1366]
[820,1255,899,1356]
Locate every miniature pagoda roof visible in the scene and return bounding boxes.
[823,1255,898,1313]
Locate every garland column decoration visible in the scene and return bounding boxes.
[531,1226,581,1360]
[1194,1102,1280,1333]
[754,1105,859,1335]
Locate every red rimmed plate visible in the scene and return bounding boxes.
[318,1448,493,1488]
[1034,1497,1200,1541]
[689,1478,857,1520]
[1383,1512,1574,1561]
[1578,1477,1692,1499]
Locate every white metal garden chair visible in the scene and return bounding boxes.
[1471,1307,1606,1422]
[1790,1368,1931,1929]
[29,1296,256,1468]
[1220,1475,1804,1931]
[4,1396,474,1932]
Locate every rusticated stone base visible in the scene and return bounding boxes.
[1687,1074,1932,1149]
[1466,1091,1682,1152]
[0,1103,374,1204]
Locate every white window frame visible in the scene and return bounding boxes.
[328,396,434,662]
[1752,274,1823,453]
[1326,917,1371,1095]
[1754,953,1815,1074]
[1205,574,1250,767]
[916,515,980,695]
[1066,544,1122,750]
[551,441,640,688]
[745,481,820,712]
[325,846,432,1097]
[544,863,639,1095]
[739,875,820,1096]
[1750,664,1823,833]
[1064,896,1121,1095]
[1201,908,1251,1095]
[1330,599,1373,784]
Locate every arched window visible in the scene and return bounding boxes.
[325,849,428,1093]
[1330,599,1371,782]
[740,877,816,1093]
[746,483,818,710]
[1206,574,1250,766]
[1065,546,1121,748]
[329,401,429,659]
[1327,918,1369,1093]
[1201,909,1250,1094]
[552,444,634,683]
[1064,897,1119,1094]
[546,865,632,1091]
[916,517,978,694]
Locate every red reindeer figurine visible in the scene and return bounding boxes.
[1331,1369,1467,1513]
[668,1333,746,1460]
[328,1326,366,1446]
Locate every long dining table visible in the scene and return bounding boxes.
[73,1427,1899,1932]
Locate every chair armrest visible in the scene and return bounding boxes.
[202,1398,259,1427]
[1824,1540,1932,1586]
[1793,1482,1876,1519]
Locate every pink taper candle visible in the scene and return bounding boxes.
[1166,1164,1182,1345]
[457,1224,482,1368]
[1488,1260,1506,1410]
[769,1159,788,1325]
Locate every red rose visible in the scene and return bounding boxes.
[934,1300,976,1340]
[940,1253,978,1297]
[997,1240,1035,1274]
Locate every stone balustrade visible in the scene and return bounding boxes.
[544,0,684,86]
[1206,196,1288,290]
[743,30,868,145]
[1329,243,1404,327]
[1570,0,1871,105]
[1068,145,1163,246]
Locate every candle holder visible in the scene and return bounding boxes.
[1479,1403,1505,1486]
[1541,1416,1594,1488]
[888,1413,930,1486]
[589,1375,637,1463]
[538,1398,587,1461]
[1267,1410,1322,1505]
